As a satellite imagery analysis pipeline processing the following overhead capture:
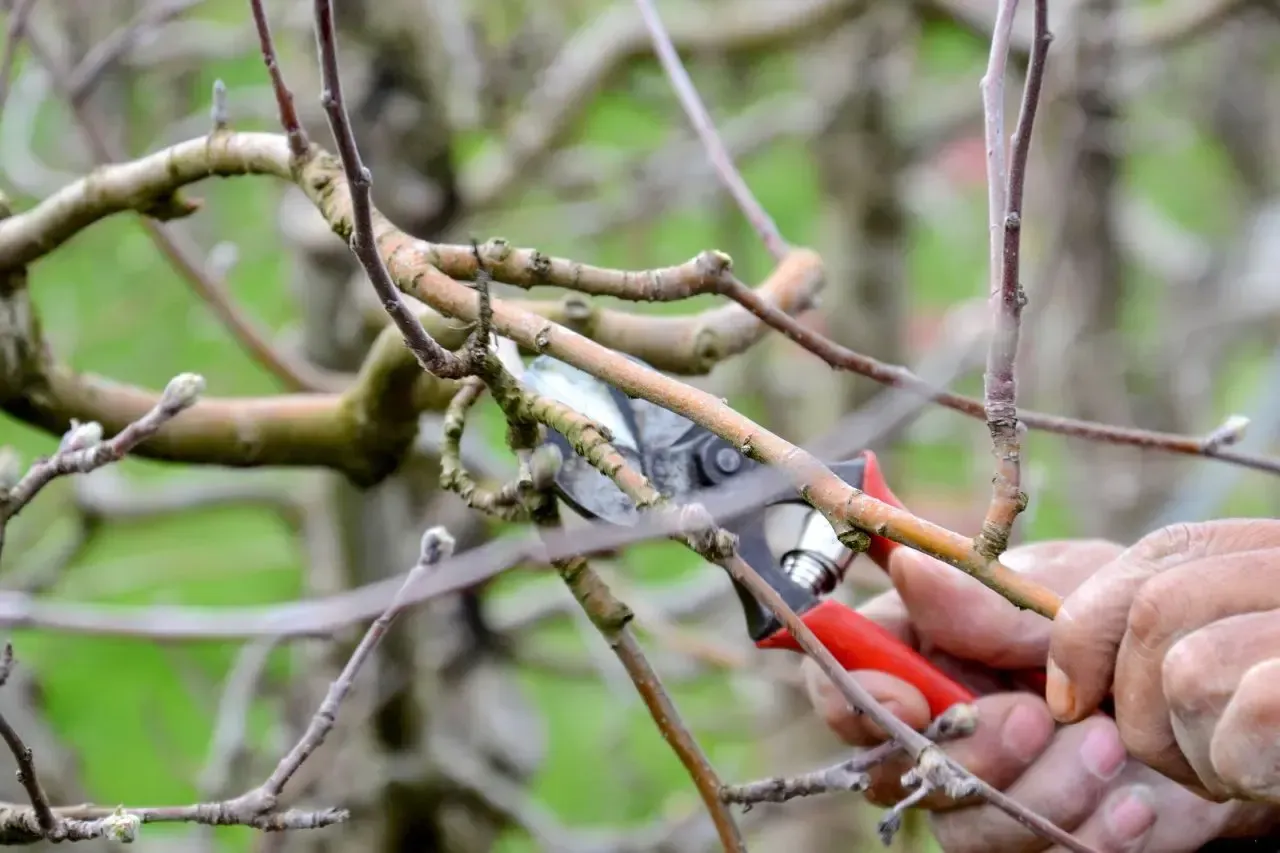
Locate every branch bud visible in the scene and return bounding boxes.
[59,420,103,453]
[161,373,207,410]
[0,447,21,492]
[418,526,456,567]
[100,806,141,842]
[1202,414,1250,451]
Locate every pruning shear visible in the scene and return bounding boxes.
[521,352,977,720]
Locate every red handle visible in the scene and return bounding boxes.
[857,450,907,571]
[856,452,1117,717]
[757,598,975,719]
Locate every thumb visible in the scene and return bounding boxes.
[890,541,1124,670]
[888,547,1049,669]
[802,655,931,746]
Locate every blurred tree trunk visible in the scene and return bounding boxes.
[1026,0,1185,542]
[798,6,913,457]
[273,3,539,851]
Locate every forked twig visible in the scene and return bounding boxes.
[974,0,1051,559]
[310,0,470,381]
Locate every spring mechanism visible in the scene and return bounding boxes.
[780,549,843,597]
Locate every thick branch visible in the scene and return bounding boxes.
[361,249,825,374]
[7,326,456,486]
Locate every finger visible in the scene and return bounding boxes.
[1110,552,1280,788]
[1048,520,1280,723]
[890,540,1123,669]
[1163,609,1280,798]
[856,584,917,646]
[1101,763,1268,853]
[1211,656,1280,803]
[928,714,1128,852]
[863,693,1056,810]
[802,657,931,747]
[1040,785,1157,853]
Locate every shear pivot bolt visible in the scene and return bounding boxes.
[715,447,742,474]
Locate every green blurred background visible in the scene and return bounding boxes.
[0,1,1277,851]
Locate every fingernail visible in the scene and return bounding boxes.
[1045,656,1077,721]
[1080,723,1127,781]
[1001,703,1053,763]
[1105,786,1157,842]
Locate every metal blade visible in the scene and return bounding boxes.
[522,355,644,525]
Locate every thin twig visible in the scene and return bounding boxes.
[719,743,890,809]
[0,0,38,117]
[248,0,308,159]
[974,0,1051,559]
[261,525,454,798]
[543,540,747,852]
[0,646,54,836]
[449,344,748,852]
[704,271,1280,474]
[632,0,789,260]
[2,373,204,523]
[66,0,203,104]
[975,0,1021,556]
[720,710,978,809]
[310,0,469,380]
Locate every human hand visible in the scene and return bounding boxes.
[1048,519,1280,809]
[803,540,1271,851]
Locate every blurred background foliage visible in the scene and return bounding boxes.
[0,0,1277,851]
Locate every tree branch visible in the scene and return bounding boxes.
[248,0,307,160]
[632,0,788,259]
[1,132,1276,614]
[2,373,204,525]
[440,353,748,852]
[973,0,1051,559]
[310,0,469,381]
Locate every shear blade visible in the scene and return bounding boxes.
[522,355,644,525]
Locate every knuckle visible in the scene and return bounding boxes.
[1126,575,1181,653]
[1211,661,1280,799]
[1162,634,1208,713]
[1130,521,1198,566]
[1163,632,1227,716]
